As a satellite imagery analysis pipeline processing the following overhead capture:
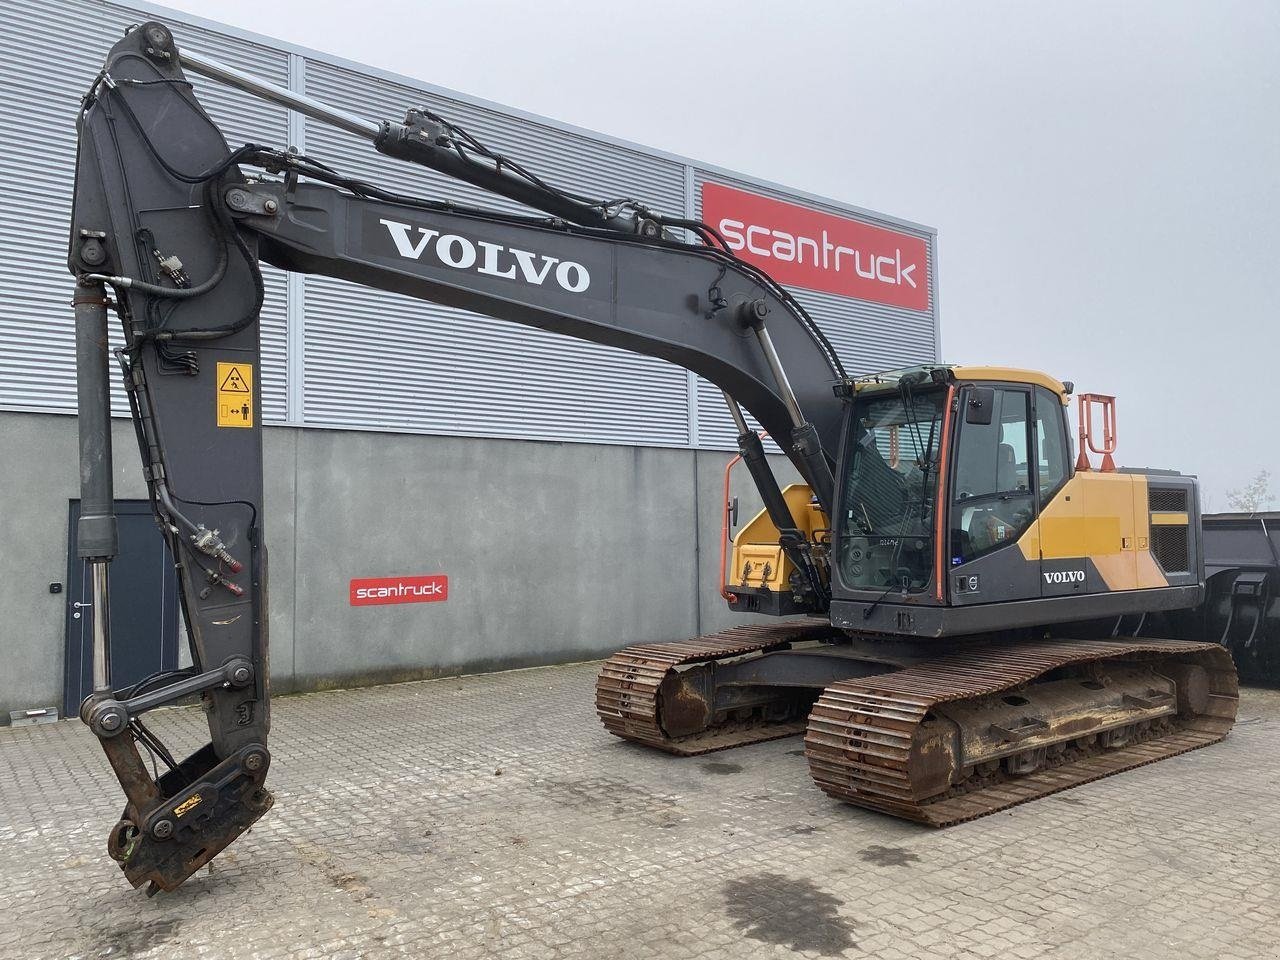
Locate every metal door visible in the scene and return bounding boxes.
[63,500,179,716]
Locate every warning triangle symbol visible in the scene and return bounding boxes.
[219,367,250,393]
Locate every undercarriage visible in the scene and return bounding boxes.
[596,625,1238,823]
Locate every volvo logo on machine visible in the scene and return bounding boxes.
[377,218,592,293]
[1042,570,1086,585]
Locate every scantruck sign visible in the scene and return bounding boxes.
[701,182,930,312]
[350,575,449,606]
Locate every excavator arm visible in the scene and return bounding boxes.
[67,21,847,891]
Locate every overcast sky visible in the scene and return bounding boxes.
[159,0,1279,508]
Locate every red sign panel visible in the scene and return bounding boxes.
[350,575,449,606]
[701,182,930,311]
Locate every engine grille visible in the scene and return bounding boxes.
[1150,524,1190,574]
[1149,488,1188,512]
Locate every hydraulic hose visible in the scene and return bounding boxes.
[84,241,226,299]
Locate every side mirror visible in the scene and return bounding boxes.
[965,387,994,425]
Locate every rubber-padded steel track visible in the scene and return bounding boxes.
[805,637,1238,825]
[595,619,836,755]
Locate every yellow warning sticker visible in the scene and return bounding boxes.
[216,361,254,428]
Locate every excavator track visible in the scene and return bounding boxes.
[596,619,838,755]
[805,637,1238,825]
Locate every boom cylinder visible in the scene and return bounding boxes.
[751,324,806,430]
[748,321,836,512]
[721,392,796,533]
[735,429,799,536]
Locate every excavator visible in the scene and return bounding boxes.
[68,22,1243,895]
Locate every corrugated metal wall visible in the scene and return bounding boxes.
[0,4,111,413]
[299,60,692,443]
[0,0,937,449]
[0,0,290,421]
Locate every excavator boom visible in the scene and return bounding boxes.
[68,21,846,891]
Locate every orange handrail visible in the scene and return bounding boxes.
[1075,393,1117,472]
[719,432,768,602]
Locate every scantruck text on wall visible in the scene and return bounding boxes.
[350,575,449,606]
[701,182,930,312]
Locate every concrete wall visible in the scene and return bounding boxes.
[0,411,798,720]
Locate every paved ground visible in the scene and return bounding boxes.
[1,662,1277,960]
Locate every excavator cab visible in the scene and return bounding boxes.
[730,364,1204,639]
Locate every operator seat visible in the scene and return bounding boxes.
[997,443,1019,491]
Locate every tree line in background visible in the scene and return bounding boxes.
[1224,470,1274,515]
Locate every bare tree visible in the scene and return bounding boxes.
[1225,470,1274,514]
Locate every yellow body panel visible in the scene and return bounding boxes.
[1018,472,1168,591]
[732,472,1176,597]
[730,485,826,592]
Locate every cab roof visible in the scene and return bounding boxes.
[848,364,1072,403]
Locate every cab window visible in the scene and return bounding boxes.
[951,388,1034,563]
[836,386,946,594]
[1034,386,1069,507]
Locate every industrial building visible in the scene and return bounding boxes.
[0,0,939,723]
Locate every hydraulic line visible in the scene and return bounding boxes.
[137,45,849,380]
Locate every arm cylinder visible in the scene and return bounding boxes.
[176,47,636,233]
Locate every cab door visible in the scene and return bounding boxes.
[946,385,1041,605]
[1028,386,1090,596]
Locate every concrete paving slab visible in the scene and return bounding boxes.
[1,663,1277,959]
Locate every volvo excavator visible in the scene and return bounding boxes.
[68,22,1241,895]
